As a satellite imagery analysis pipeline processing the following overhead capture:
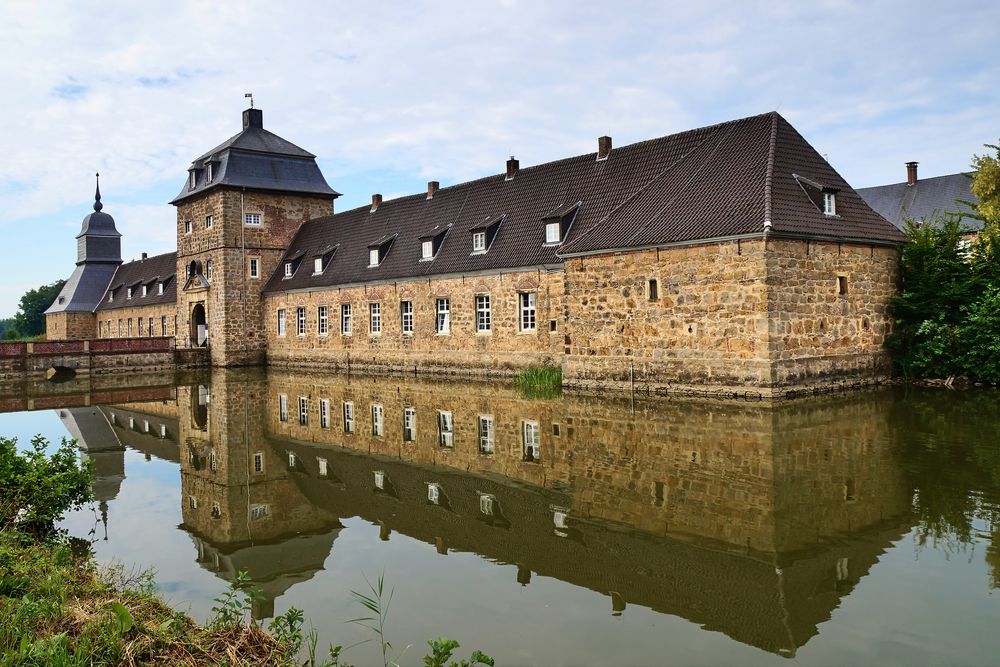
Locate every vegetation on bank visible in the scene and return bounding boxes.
[1,435,495,666]
[888,143,1000,383]
[513,365,562,399]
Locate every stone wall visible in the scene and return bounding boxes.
[766,238,899,387]
[45,312,95,340]
[95,304,177,338]
[264,268,564,376]
[563,239,772,391]
[174,189,334,366]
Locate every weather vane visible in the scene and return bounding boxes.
[245,92,254,109]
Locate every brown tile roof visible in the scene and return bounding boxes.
[95,252,177,312]
[264,112,902,294]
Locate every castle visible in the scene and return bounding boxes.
[45,107,905,395]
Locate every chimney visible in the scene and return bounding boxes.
[427,180,439,200]
[370,193,382,212]
[242,107,263,130]
[141,252,148,261]
[906,161,918,186]
[506,156,519,181]
[597,136,612,161]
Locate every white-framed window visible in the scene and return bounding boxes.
[288,452,297,468]
[343,401,355,433]
[296,307,306,336]
[188,172,196,190]
[320,399,330,428]
[298,396,309,425]
[158,282,164,295]
[206,163,213,181]
[206,259,213,281]
[277,309,286,336]
[138,318,144,336]
[823,192,836,216]
[278,394,288,422]
[117,319,122,336]
[372,403,384,437]
[374,470,385,490]
[400,300,413,334]
[369,248,380,267]
[253,451,264,473]
[128,319,133,336]
[314,257,323,274]
[472,231,486,253]
[545,222,561,244]
[475,294,491,333]
[318,457,328,477]
[244,212,261,226]
[421,240,434,260]
[369,302,381,334]
[141,285,147,297]
[189,495,198,509]
[479,494,495,516]
[161,315,167,335]
[519,292,537,331]
[285,262,294,278]
[522,420,540,461]
[438,411,453,448]
[318,306,329,335]
[250,504,268,520]
[341,304,352,335]
[148,317,153,337]
[478,415,494,454]
[127,287,132,300]
[184,220,192,234]
[427,483,441,505]
[403,407,416,441]
[435,298,450,334]
[249,257,260,279]
[205,214,213,229]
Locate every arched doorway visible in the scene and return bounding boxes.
[191,303,208,347]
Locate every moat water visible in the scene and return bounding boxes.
[4,369,1000,666]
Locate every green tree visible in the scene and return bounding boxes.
[971,142,1000,226]
[4,279,66,339]
[0,435,93,534]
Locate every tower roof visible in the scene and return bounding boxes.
[170,107,339,204]
[77,174,121,239]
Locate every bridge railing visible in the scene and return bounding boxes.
[0,337,175,357]
[89,337,174,353]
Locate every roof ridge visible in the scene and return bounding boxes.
[763,111,778,230]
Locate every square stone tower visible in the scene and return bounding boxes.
[170,108,338,366]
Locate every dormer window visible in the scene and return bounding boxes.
[472,231,486,252]
[419,226,449,262]
[157,282,163,295]
[314,258,323,274]
[285,262,293,277]
[368,235,395,268]
[470,216,503,255]
[108,291,113,303]
[311,245,337,275]
[205,162,214,182]
[541,202,580,246]
[126,287,132,300]
[141,285,147,297]
[188,171,196,190]
[823,192,837,216]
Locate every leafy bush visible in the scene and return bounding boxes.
[960,286,1000,384]
[0,435,93,533]
[513,365,562,399]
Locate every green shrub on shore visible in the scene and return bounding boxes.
[0,436,93,534]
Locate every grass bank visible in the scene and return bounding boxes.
[513,365,562,399]
[0,529,293,666]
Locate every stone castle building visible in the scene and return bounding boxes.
[46,108,905,395]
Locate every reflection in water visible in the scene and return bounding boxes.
[27,369,1000,662]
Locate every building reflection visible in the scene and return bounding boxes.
[57,368,922,656]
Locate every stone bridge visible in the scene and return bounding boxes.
[0,338,209,380]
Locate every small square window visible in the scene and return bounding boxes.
[545,222,561,244]
[244,213,261,226]
[472,231,486,253]
[838,275,848,296]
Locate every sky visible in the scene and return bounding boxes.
[0,0,997,317]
